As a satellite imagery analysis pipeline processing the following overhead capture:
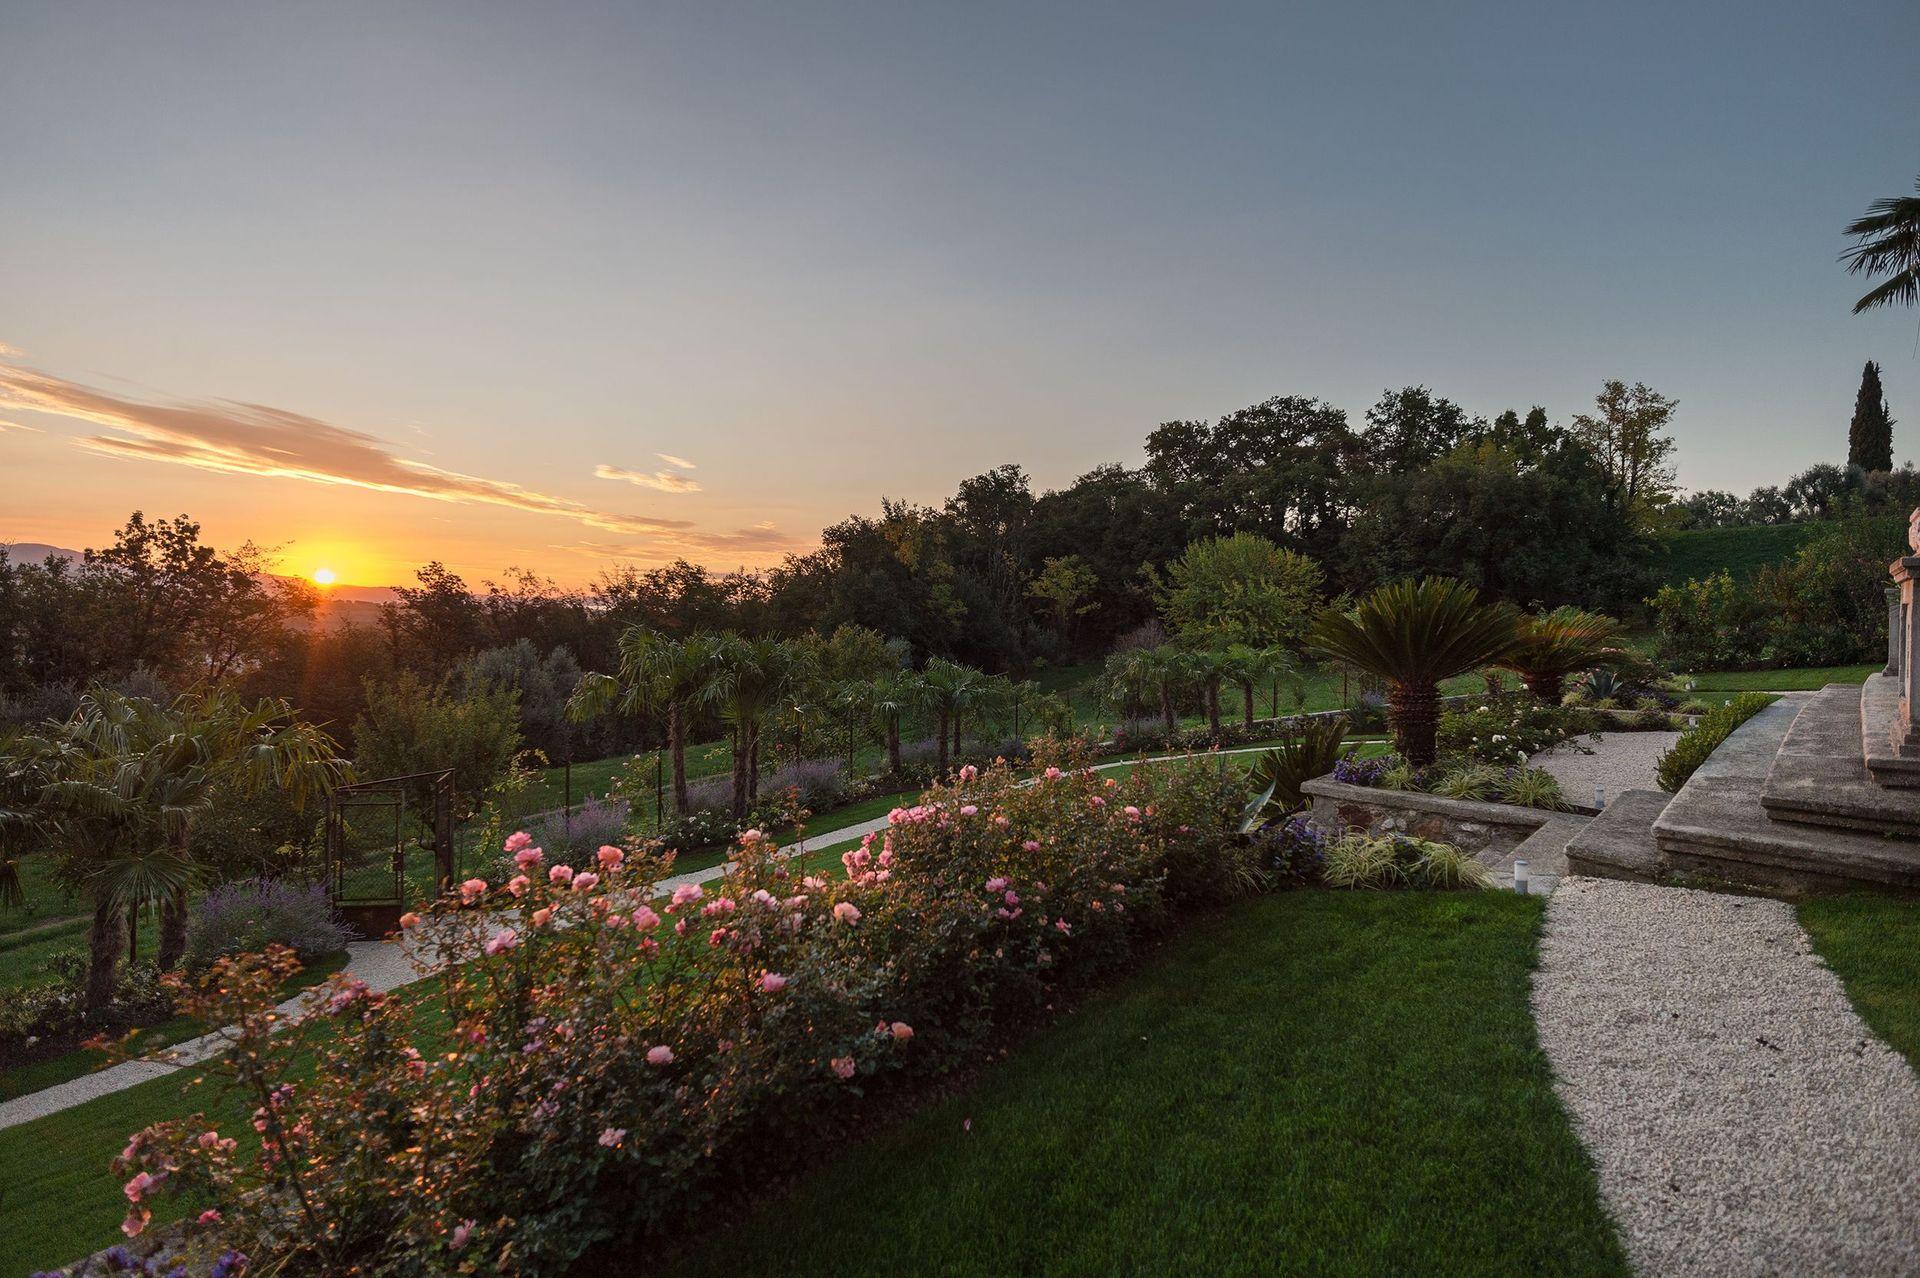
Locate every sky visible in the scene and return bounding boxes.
[1,0,1917,587]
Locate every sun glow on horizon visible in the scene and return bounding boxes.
[312,566,336,587]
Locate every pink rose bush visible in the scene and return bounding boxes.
[108,742,1249,1275]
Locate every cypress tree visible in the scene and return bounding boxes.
[1849,360,1895,472]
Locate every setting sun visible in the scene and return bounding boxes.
[312,566,336,587]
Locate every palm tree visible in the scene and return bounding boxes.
[868,670,923,775]
[919,659,990,773]
[1842,176,1920,313]
[1106,646,1190,733]
[1310,578,1522,766]
[0,687,346,1004]
[1222,644,1303,729]
[1499,607,1625,704]
[708,635,801,816]
[1183,647,1233,739]
[569,630,726,816]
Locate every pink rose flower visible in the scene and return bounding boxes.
[571,872,599,892]
[1022,839,1041,852]
[484,928,519,956]
[671,883,704,907]
[197,1209,222,1225]
[889,1022,913,1041]
[758,971,789,993]
[596,845,625,869]
[646,1044,674,1066]
[1043,766,1062,780]
[530,907,553,928]
[507,875,530,898]
[451,1220,474,1250]
[398,912,422,929]
[548,864,574,884]
[514,846,544,870]
[986,876,1010,892]
[504,831,532,852]
[631,905,661,930]
[459,878,488,904]
[830,1056,856,1080]
[959,804,979,817]
[833,901,861,925]
[598,1127,626,1147]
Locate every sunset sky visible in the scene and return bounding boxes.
[2,1,1917,587]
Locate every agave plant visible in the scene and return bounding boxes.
[1309,578,1522,766]
[1238,717,1352,831]
[1499,607,1625,703]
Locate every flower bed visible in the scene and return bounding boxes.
[95,746,1257,1277]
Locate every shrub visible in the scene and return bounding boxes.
[1656,693,1775,792]
[1252,815,1328,883]
[1239,718,1351,828]
[1648,571,1770,670]
[1321,831,1492,890]
[184,878,350,972]
[0,959,175,1063]
[113,747,1255,1274]
[1437,696,1589,765]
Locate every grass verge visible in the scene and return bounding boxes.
[1799,890,1920,1070]
[664,891,1627,1278]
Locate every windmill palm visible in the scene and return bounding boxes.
[1310,578,1522,765]
[569,630,726,816]
[1222,644,1304,729]
[708,635,802,816]
[1842,177,1920,313]
[868,670,923,775]
[919,659,990,773]
[1182,646,1233,738]
[1499,607,1625,703]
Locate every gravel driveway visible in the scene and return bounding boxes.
[1532,877,1920,1276]
[1528,730,1681,804]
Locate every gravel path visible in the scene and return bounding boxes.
[1533,877,1920,1276]
[1528,730,1681,805]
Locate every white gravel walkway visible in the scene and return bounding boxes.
[1533,877,1920,1276]
[1528,730,1681,805]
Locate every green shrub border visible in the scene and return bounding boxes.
[1655,692,1775,792]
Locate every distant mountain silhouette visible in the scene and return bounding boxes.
[2,540,400,629]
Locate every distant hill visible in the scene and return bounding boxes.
[3,541,398,630]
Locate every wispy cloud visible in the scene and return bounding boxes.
[594,462,703,493]
[0,361,794,560]
[0,419,41,433]
[657,453,696,471]
[0,341,26,361]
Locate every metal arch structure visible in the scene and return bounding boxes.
[323,768,455,939]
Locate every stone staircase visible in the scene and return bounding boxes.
[1566,680,1920,894]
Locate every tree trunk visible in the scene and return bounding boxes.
[730,726,749,819]
[1242,682,1256,729]
[1159,685,1176,733]
[127,907,138,965]
[886,717,901,774]
[1207,680,1222,739]
[1526,673,1563,703]
[952,710,963,764]
[669,702,690,814]
[747,725,762,804]
[936,709,951,773]
[156,828,192,971]
[1388,681,1442,767]
[86,897,121,1011]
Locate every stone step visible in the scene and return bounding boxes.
[1760,682,1920,836]
[1860,672,1920,788]
[1654,693,1920,893]
[1482,812,1588,896]
[1565,789,1671,882]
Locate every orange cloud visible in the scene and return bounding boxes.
[594,463,703,493]
[657,453,697,470]
[0,361,792,560]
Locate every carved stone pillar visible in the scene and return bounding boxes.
[1893,515,1920,755]
[1889,586,1904,677]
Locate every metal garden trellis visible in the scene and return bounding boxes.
[323,768,455,939]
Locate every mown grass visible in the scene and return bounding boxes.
[665,891,1627,1278]
[1686,664,1879,694]
[1653,522,1820,587]
[1799,890,1920,1070]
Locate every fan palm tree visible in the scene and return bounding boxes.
[708,635,802,816]
[868,669,923,776]
[1310,578,1522,765]
[1221,644,1304,730]
[1842,176,1920,313]
[1182,647,1234,739]
[1499,607,1626,703]
[919,659,991,773]
[569,630,726,815]
[1,687,346,1005]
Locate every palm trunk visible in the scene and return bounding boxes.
[1207,680,1222,738]
[1159,684,1176,733]
[730,726,749,819]
[747,725,762,804]
[1526,673,1563,703]
[86,897,121,1011]
[936,709,951,772]
[668,702,690,814]
[156,829,192,971]
[1242,682,1256,729]
[951,710,963,764]
[1389,681,1442,767]
[886,716,901,774]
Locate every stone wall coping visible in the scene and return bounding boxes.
[1300,775,1562,829]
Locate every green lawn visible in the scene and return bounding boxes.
[1686,664,1880,694]
[664,891,1627,1278]
[1799,890,1920,1070]
[1653,522,1820,587]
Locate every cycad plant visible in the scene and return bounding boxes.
[1239,717,1352,831]
[1500,606,1625,703]
[1310,578,1521,765]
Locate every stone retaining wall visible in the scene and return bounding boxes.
[1300,776,1572,859]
